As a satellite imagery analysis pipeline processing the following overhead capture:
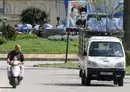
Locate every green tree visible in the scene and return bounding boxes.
[20,7,48,25]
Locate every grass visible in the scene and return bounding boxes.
[33,61,79,69]
[126,66,130,75]
[0,37,78,54]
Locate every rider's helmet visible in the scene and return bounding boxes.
[15,45,21,52]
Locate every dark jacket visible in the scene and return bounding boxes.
[7,50,24,62]
[76,19,87,28]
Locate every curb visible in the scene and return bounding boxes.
[0,54,78,61]
[25,58,78,61]
[0,57,78,61]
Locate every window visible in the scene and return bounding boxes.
[89,42,124,57]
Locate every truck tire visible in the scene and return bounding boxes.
[79,69,82,77]
[85,77,91,86]
[81,73,85,85]
[118,78,124,86]
[113,80,118,85]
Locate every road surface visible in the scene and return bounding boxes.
[0,67,130,92]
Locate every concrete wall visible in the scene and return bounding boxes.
[0,0,66,26]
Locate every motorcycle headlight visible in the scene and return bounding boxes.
[115,62,124,68]
[87,61,98,68]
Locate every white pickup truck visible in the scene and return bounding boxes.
[78,30,125,86]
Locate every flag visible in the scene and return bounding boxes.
[64,0,69,16]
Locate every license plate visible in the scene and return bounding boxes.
[100,72,113,75]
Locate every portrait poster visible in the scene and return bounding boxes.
[66,1,87,27]
[66,0,123,32]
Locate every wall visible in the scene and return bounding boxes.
[0,0,66,26]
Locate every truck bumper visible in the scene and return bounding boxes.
[87,68,125,81]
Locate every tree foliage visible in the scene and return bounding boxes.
[20,7,48,25]
[0,24,17,40]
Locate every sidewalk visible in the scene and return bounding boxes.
[0,54,78,61]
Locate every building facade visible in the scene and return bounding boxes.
[0,0,66,26]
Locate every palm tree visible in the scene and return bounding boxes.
[20,7,48,25]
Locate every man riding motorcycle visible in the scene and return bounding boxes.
[7,45,24,83]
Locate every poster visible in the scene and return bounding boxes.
[66,0,124,32]
[66,1,87,27]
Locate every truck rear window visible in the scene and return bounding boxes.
[89,42,124,57]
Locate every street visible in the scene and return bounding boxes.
[0,66,130,92]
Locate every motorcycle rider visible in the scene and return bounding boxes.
[7,45,24,82]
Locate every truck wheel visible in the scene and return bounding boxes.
[81,73,85,85]
[113,80,118,85]
[118,78,124,86]
[85,77,91,86]
[79,69,82,77]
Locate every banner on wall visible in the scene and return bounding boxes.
[66,0,124,32]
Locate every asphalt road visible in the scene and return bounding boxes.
[0,67,130,92]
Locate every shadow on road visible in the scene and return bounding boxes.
[42,83,82,87]
[55,74,78,76]
[42,82,126,87]
[90,84,116,87]
[42,83,116,87]
[0,87,13,89]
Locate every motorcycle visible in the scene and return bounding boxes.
[8,60,23,88]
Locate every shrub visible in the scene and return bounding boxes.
[48,35,78,41]
[69,35,78,41]
[126,52,130,66]
[61,35,67,41]
[0,24,17,40]
[0,37,7,45]
[48,35,62,41]
[16,34,38,40]
[37,29,66,38]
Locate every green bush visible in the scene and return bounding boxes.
[0,24,17,40]
[16,34,38,40]
[0,37,7,45]
[48,35,78,41]
[48,35,62,41]
[126,52,130,66]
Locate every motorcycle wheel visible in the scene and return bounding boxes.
[12,77,17,88]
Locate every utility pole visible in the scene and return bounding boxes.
[3,0,5,15]
[124,0,130,50]
[65,28,72,63]
[65,31,70,63]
